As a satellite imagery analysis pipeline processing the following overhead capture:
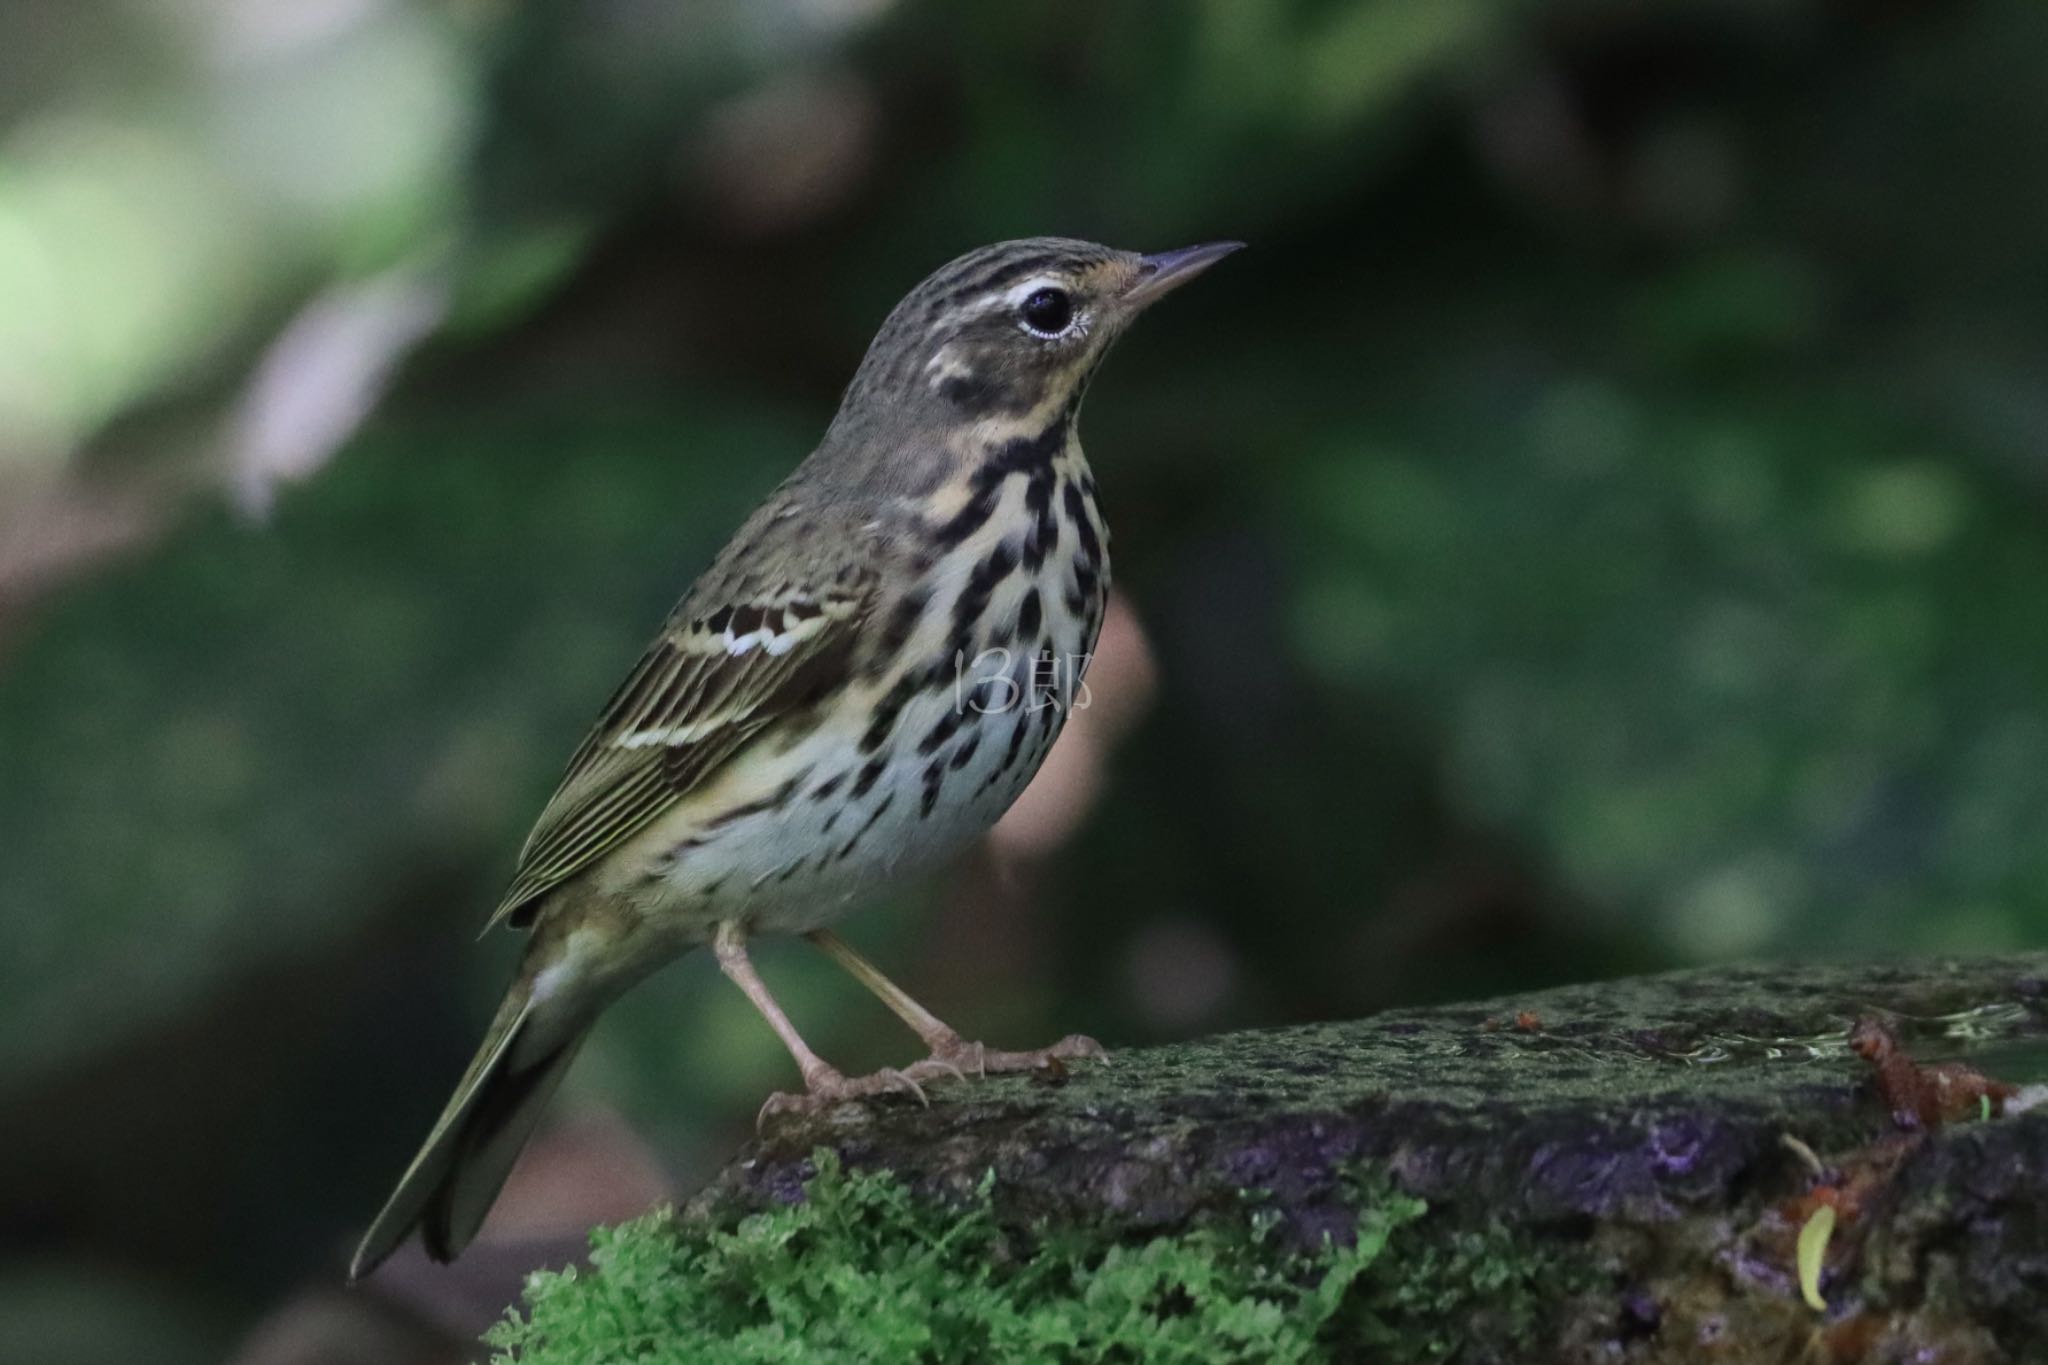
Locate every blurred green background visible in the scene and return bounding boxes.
[6,0,2048,1359]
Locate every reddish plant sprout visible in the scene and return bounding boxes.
[1847,1015,2017,1130]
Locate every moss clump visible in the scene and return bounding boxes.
[1345,1221,1599,1360]
[488,1153,1593,1364]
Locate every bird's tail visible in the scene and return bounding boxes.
[349,976,590,1281]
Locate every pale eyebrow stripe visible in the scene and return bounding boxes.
[929,275,1069,335]
[1000,275,1066,306]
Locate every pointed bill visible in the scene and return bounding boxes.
[1122,240,1245,308]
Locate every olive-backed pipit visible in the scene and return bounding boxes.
[350,236,1240,1278]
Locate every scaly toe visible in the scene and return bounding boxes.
[930,1039,988,1079]
[756,1040,1105,1126]
[1049,1033,1108,1063]
[902,1054,971,1087]
[934,1034,1109,1077]
[757,1066,938,1126]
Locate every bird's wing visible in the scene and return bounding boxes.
[486,571,876,931]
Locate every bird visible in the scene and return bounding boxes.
[348,235,1242,1280]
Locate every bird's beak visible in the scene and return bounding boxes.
[1122,241,1245,309]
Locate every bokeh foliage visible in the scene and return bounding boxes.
[6,0,2048,1357]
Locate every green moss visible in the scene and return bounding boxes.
[488,1153,1599,1364]
[1343,1217,1601,1360]
[1323,1169,1603,1362]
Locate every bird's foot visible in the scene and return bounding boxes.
[756,1063,929,1130]
[903,1031,1107,1085]
[754,1036,1107,1129]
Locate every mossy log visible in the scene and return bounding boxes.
[498,957,2048,1363]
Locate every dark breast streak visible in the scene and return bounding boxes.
[696,410,1113,894]
[858,417,1108,828]
[946,442,1106,807]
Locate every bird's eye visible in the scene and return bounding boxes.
[1019,287,1075,337]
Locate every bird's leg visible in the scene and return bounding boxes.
[805,929,1105,1086]
[712,922,839,1088]
[712,921,927,1128]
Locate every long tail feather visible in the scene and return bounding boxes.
[349,983,588,1281]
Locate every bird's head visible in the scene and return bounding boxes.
[826,237,1242,471]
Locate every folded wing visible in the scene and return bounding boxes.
[487,573,875,931]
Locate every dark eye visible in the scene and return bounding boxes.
[1019,287,1074,337]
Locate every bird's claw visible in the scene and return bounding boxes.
[922,1032,1107,1079]
[902,1054,971,1086]
[755,1036,1107,1130]
[755,1064,930,1131]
